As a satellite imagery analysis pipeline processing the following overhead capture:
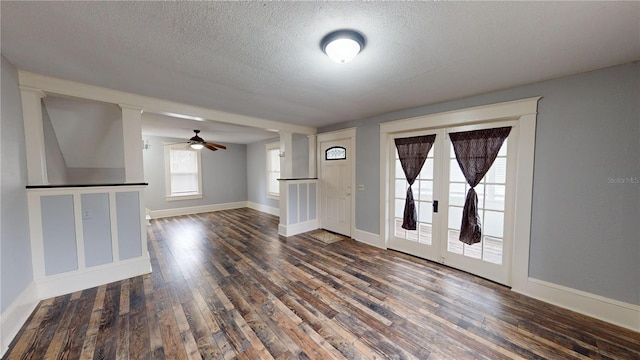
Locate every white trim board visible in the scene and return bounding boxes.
[35,256,151,300]
[147,201,247,219]
[246,201,279,217]
[278,219,319,237]
[516,278,640,332]
[1,281,38,358]
[352,229,384,249]
[18,71,315,136]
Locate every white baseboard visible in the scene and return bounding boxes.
[35,256,151,300]
[1,281,38,357]
[513,277,640,332]
[278,219,318,237]
[353,228,384,249]
[246,201,279,216]
[148,201,247,219]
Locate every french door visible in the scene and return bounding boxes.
[389,121,517,285]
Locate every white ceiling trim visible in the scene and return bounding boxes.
[18,71,316,135]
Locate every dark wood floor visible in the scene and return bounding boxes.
[4,208,639,359]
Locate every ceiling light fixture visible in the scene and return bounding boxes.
[321,30,365,64]
[189,130,205,149]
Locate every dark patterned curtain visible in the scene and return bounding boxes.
[394,135,436,230]
[449,127,511,245]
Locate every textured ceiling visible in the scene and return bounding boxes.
[2,1,639,135]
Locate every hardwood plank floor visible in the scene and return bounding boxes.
[4,208,639,359]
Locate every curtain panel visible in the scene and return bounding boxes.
[394,135,436,230]
[449,127,511,245]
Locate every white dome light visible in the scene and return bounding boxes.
[321,30,365,64]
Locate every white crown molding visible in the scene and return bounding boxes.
[18,70,316,136]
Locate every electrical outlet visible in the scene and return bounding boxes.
[357,184,365,191]
[82,209,91,219]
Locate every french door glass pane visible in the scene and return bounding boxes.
[448,206,462,229]
[395,218,406,238]
[484,185,506,211]
[463,243,482,259]
[419,223,433,245]
[448,230,463,254]
[395,159,404,178]
[483,211,504,238]
[446,137,508,265]
[419,180,433,201]
[485,157,507,183]
[395,179,407,198]
[395,199,405,218]
[419,201,432,223]
[449,159,466,182]
[393,144,436,244]
[483,236,503,264]
[449,183,466,206]
[419,159,434,179]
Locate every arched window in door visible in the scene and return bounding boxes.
[325,146,346,160]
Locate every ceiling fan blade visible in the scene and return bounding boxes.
[204,143,219,151]
[205,142,227,150]
[163,141,189,146]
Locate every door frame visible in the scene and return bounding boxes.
[317,128,356,238]
[379,97,540,290]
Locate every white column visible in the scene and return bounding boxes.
[279,131,293,179]
[307,134,317,178]
[20,86,48,185]
[119,104,145,183]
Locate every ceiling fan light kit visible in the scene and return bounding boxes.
[189,130,206,149]
[164,129,227,151]
[321,29,365,63]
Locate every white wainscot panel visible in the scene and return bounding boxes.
[278,179,318,237]
[27,185,151,299]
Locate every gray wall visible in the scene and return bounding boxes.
[292,133,309,178]
[247,138,280,209]
[1,56,33,312]
[66,167,126,184]
[246,135,312,209]
[42,103,68,184]
[142,135,248,210]
[320,62,640,305]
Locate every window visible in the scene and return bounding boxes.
[325,146,346,160]
[165,144,202,200]
[266,142,280,198]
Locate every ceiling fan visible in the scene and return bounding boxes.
[167,130,227,151]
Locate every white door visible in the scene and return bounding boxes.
[320,139,352,236]
[389,122,516,285]
[389,129,444,261]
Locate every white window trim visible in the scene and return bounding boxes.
[164,143,203,201]
[266,141,280,199]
